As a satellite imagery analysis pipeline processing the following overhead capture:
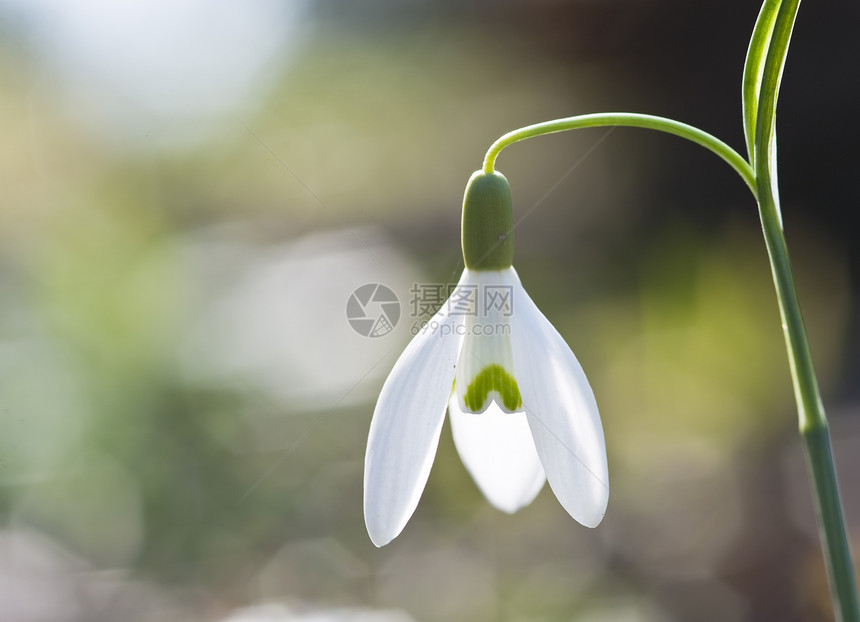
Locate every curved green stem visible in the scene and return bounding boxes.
[483,113,757,197]
[754,0,859,619]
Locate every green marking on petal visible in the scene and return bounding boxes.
[463,364,522,412]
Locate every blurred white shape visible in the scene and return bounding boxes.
[2,0,306,145]
[0,527,87,622]
[0,526,172,621]
[378,545,495,619]
[221,603,416,622]
[180,227,424,412]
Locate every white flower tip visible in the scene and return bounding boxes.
[365,515,398,548]
[492,496,532,515]
[363,491,409,547]
[364,456,418,547]
[553,475,609,529]
[578,499,608,529]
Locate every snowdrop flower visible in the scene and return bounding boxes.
[364,171,608,546]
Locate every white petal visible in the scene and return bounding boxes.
[507,270,609,527]
[454,270,519,414]
[363,275,467,546]
[449,396,545,513]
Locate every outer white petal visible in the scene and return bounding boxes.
[449,396,545,513]
[363,275,467,547]
[506,269,609,527]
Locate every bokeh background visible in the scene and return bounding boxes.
[0,1,858,621]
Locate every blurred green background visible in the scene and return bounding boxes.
[0,1,858,621]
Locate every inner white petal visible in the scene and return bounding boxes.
[454,270,520,414]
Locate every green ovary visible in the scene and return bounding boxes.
[463,364,522,412]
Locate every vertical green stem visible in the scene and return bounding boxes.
[755,1,859,618]
[756,186,859,622]
[805,426,860,622]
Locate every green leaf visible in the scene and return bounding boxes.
[753,0,801,209]
[742,0,781,165]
